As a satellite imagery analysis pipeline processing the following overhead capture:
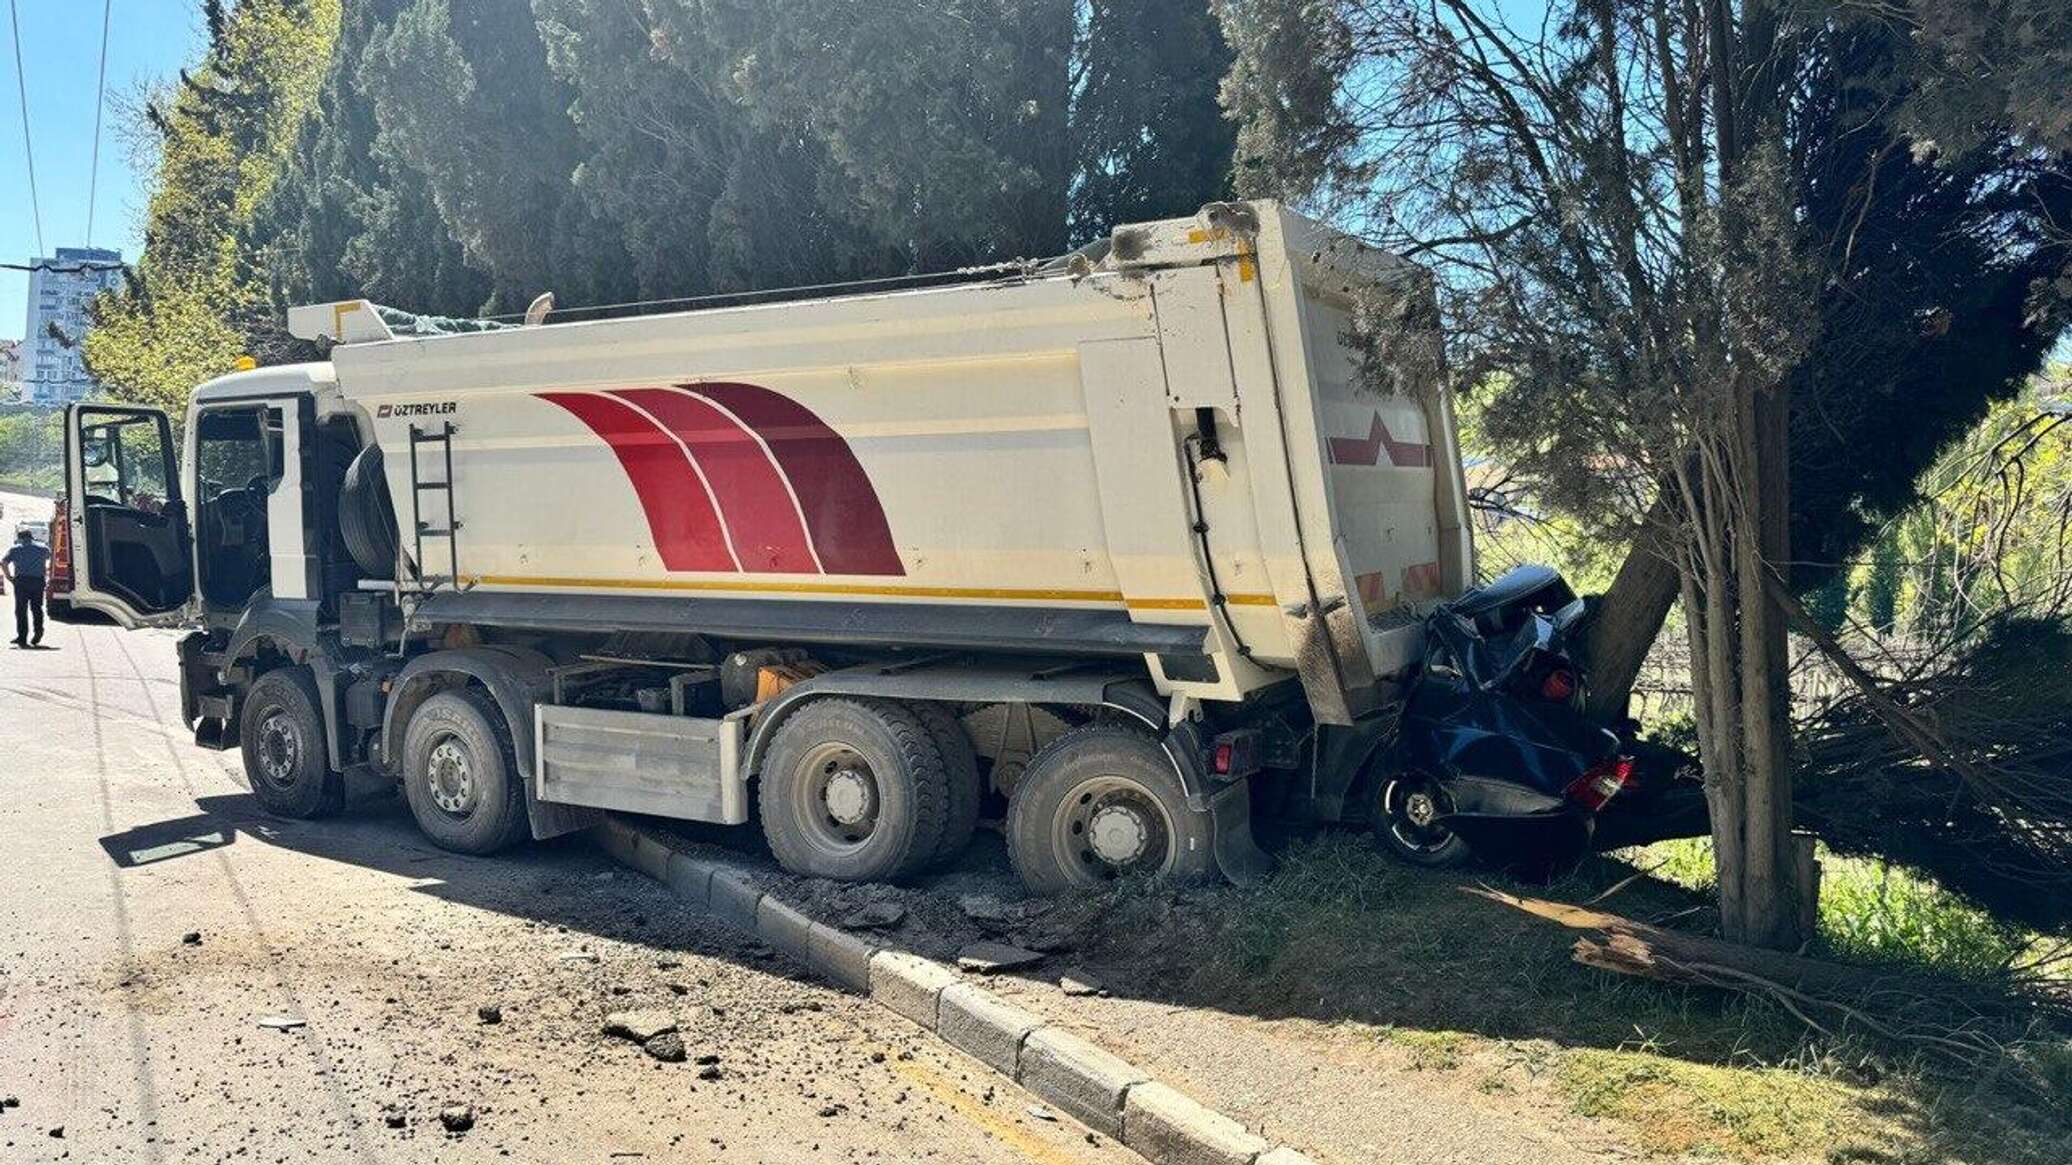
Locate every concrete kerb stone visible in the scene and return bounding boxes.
[629,831,672,881]
[808,921,878,993]
[938,982,1042,1078]
[594,817,639,866]
[596,816,1312,1165]
[1018,1025,1150,1139]
[755,895,818,963]
[1124,1081,1271,1165]
[663,850,718,907]
[867,950,958,1031]
[707,867,765,933]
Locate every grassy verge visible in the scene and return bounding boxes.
[1624,838,2056,982]
[1082,834,2068,1164]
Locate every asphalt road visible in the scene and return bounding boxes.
[0,621,1132,1164]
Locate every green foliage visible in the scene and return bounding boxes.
[259,1,1236,319]
[1629,838,2041,983]
[1070,0,1235,240]
[257,0,488,320]
[357,0,634,313]
[1868,377,2072,633]
[0,408,64,490]
[82,0,340,411]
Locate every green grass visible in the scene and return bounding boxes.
[1559,1048,1898,1160]
[1620,839,2041,982]
[1077,833,2071,1164]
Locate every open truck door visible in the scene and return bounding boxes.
[64,403,194,628]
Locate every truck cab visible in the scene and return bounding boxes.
[65,365,351,634]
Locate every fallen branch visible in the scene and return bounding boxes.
[1463,885,2065,1097]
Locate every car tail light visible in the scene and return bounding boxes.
[1540,668,1577,702]
[1564,756,1635,812]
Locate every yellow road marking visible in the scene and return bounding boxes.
[817,1012,1104,1165]
[466,573,1276,611]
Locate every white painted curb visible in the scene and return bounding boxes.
[594,816,1317,1165]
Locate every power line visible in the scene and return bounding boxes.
[1,259,124,273]
[6,0,42,257]
[86,0,111,246]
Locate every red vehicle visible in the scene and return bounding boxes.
[44,492,75,619]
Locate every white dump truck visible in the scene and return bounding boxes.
[63,200,1474,890]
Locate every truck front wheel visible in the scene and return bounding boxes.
[1005,725,1214,894]
[758,698,949,883]
[401,689,529,855]
[239,667,342,819]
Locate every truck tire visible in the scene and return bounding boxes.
[758,698,949,883]
[401,688,530,855]
[909,701,981,868]
[1005,724,1215,894]
[339,444,398,580]
[239,666,342,819]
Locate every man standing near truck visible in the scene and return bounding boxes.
[3,528,50,648]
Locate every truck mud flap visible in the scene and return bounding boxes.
[1207,778,1273,886]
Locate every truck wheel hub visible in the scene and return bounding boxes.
[823,768,877,827]
[1087,804,1150,865]
[257,712,299,785]
[428,740,475,814]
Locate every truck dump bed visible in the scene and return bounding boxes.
[301,201,1472,723]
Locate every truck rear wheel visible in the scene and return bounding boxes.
[239,666,342,819]
[401,688,529,855]
[758,698,949,882]
[1005,725,1214,894]
[909,701,981,869]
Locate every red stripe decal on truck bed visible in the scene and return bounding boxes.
[1328,411,1432,468]
[611,388,820,574]
[536,392,735,572]
[686,383,906,576]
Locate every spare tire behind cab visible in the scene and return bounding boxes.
[339,443,399,580]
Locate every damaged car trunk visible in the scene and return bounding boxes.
[1357,566,1708,870]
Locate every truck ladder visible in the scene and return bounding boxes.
[406,421,464,593]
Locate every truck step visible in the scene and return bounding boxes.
[192,717,236,751]
[195,690,236,723]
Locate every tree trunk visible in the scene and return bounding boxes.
[1583,502,1683,722]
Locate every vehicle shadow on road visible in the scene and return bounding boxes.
[97,793,790,972]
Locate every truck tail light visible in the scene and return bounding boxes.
[1564,756,1635,812]
[1211,730,1260,779]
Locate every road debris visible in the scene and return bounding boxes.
[256,1015,306,1031]
[439,1105,475,1134]
[603,1010,677,1043]
[181,931,202,945]
[1028,1104,1058,1122]
[643,1032,687,1063]
[476,1004,502,1025]
[957,941,1043,974]
[839,902,907,930]
[1058,968,1105,996]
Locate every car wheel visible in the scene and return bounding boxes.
[1373,771,1471,867]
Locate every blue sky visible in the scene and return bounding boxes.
[2,1,201,343]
